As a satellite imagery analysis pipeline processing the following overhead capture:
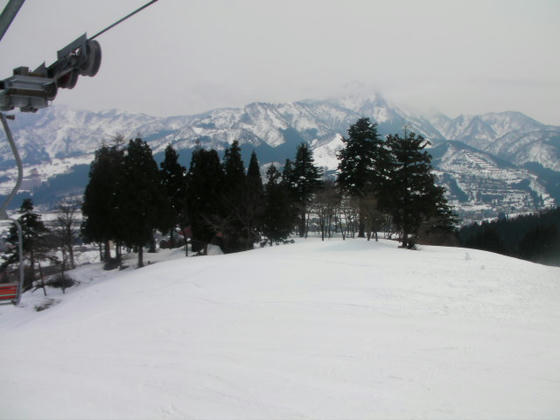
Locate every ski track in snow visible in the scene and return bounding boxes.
[1,238,559,419]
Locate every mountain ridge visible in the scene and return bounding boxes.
[1,93,559,222]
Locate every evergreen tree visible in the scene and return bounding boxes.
[3,199,49,289]
[223,141,246,188]
[288,143,323,237]
[282,158,294,184]
[337,118,388,237]
[186,147,225,253]
[245,150,265,245]
[262,165,297,244]
[247,152,264,195]
[81,144,125,261]
[385,132,456,248]
[221,141,247,252]
[118,138,167,267]
[417,181,459,245]
[160,145,187,247]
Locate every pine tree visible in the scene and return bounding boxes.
[385,131,456,248]
[288,143,323,237]
[81,145,124,261]
[186,147,225,253]
[221,141,247,252]
[223,141,245,188]
[417,181,459,245]
[245,150,265,245]
[337,118,389,237]
[118,138,167,267]
[3,199,49,289]
[262,165,297,244]
[282,158,294,184]
[160,145,187,247]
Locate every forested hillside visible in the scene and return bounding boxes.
[459,207,560,266]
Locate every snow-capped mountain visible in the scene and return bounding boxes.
[0,106,160,167]
[1,93,559,223]
[427,111,560,171]
[430,141,555,223]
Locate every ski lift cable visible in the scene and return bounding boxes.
[90,0,159,41]
[0,0,25,43]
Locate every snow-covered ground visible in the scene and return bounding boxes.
[1,238,559,419]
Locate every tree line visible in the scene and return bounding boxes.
[80,117,457,268]
[458,207,560,266]
[80,136,323,267]
[1,117,458,283]
[4,115,558,290]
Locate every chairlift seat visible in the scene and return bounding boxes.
[0,282,18,303]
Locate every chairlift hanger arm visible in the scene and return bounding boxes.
[0,0,158,305]
[0,0,159,206]
[0,0,158,113]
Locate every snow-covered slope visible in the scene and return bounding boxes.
[1,238,559,419]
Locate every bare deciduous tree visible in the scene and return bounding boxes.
[312,181,340,241]
[55,200,81,270]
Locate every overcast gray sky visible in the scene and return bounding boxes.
[1,0,559,124]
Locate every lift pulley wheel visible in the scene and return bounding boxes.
[79,40,101,77]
